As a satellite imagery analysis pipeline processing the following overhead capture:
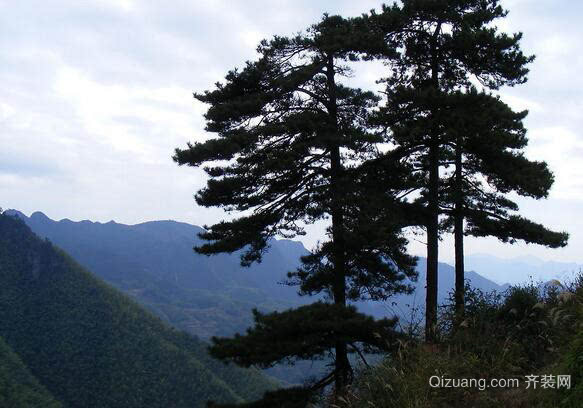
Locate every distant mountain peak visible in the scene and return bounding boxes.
[3,209,25,219]
[30,211,49,221]
[465,254,582,286]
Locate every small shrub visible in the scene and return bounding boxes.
[502,283,541,321]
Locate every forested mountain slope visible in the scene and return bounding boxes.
[7,210,508,340]
[7,210,307,339]
[4,210,509,385]
[0,213,277,408]
[0,335,61,408]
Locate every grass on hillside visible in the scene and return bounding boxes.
[337,273,583,408]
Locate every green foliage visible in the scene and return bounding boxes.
[437,283,503,344]
[543,276,583,407]
[559,328,583,406]
[13,210,336,384]
[0,335,61,408]
[367,0,567,338]
[175,11,418,404]
[341,344,508,408]
[342,274,583,408]
[210,302,402,368]
[502,284,541,319]
[174,0,568,402]
[14,210,310,343]
[174,14,415,275]
[0,213,277,408]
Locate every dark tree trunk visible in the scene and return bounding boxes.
[454,143,465,319]
[326,54,351,393]
[331,141,350,392]
[425,21,442,343]
[426,140,439,342]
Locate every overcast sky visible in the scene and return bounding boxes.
[1,0,581,263]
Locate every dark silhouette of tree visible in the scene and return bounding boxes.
[380,87,568,319]
[174,15,417,405]
[439,89,568,318]
[368,0,566,337]
[174,3,569,404]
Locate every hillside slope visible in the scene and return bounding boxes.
[7,210,306,339]
[4,210,509,385]
[0,213,276,408]
[7,210,508,339]
[0,335,61,408]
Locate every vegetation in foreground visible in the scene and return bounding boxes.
[341,276,583,408]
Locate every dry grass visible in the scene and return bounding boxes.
[337,275,583,408]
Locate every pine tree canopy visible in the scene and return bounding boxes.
[174,16,399,265]
[378,85,567,249]
[433,89,568,248]
[173,13,418,284]
[207,302,402,407]
[369,0,534,89]
[209,302,401,368]
[175,13,418,404]
[174,0,569,402]
[361,0,565,338]
[287,156,422,302]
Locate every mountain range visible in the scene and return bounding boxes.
[6,210,308,339]
[6,210,513,334]
[4,209,529,386]
[464,253,582,286]
[0,212,277,407]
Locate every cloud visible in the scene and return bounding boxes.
[526,127,583,201]
[1,0,582,263]
[52,66,204,162]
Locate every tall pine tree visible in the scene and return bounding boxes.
[439,89,568,316]
[367,0,564,339]
[174,15,417,406]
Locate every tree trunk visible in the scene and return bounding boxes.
[326,54,351,393]
[426,140,439,343]
[425,21,442,343]
[454,143,465,319]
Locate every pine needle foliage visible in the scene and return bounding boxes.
[365,0,566,334]
[174,14,417,404]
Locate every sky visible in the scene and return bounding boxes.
[1,0,582,264]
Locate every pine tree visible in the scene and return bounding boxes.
[439,89,568,317]
[367,0,564,339]
[174,15,417,405]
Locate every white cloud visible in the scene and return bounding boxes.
[98,0,136,12]
[1,0,582,263]
[498,94,543,114]
[0,102,16,122]
[53,65,204,163]
[527,127,583,200]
